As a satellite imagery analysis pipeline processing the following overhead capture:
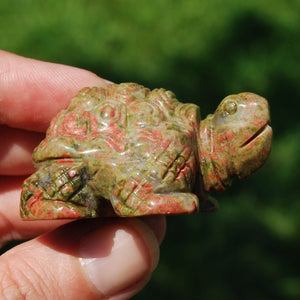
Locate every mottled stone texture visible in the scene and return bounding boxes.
[21,83,272,219]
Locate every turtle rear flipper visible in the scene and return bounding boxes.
[20,161,100,219]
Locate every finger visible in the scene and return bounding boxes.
[0,217,164,299]
[0,126,44,175]
[0,50,111,132]
[0,176,70,246]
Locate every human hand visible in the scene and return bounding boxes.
[0,51,166,299]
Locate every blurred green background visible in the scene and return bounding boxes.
[1,0,299,299]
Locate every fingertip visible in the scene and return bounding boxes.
[78,218,160,298]
[0,218,161,299]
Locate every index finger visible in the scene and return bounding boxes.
[0,50,110,132]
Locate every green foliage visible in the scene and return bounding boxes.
[1,0,299,299]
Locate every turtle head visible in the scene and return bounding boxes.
[199,92,272,191]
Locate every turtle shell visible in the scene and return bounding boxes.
[33,83,200,162]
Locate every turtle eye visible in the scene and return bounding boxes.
[223,100,237,115]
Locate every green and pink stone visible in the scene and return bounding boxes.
[20,83,272,219]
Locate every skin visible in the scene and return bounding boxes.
[20,84,272,219]
[0,51,166,299]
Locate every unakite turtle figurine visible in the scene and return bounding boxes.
[20,83,272,219]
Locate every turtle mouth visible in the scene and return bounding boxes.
[241,122,272,148]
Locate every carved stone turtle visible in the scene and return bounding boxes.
[20,83,272,219]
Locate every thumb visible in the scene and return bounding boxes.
[0,217,165,299]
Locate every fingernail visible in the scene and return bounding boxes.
[79,220,159,297]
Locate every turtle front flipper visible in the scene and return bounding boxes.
[20,160,99,219]
[111,188,199,216]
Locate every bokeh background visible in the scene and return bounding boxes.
[1,1,299,299]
